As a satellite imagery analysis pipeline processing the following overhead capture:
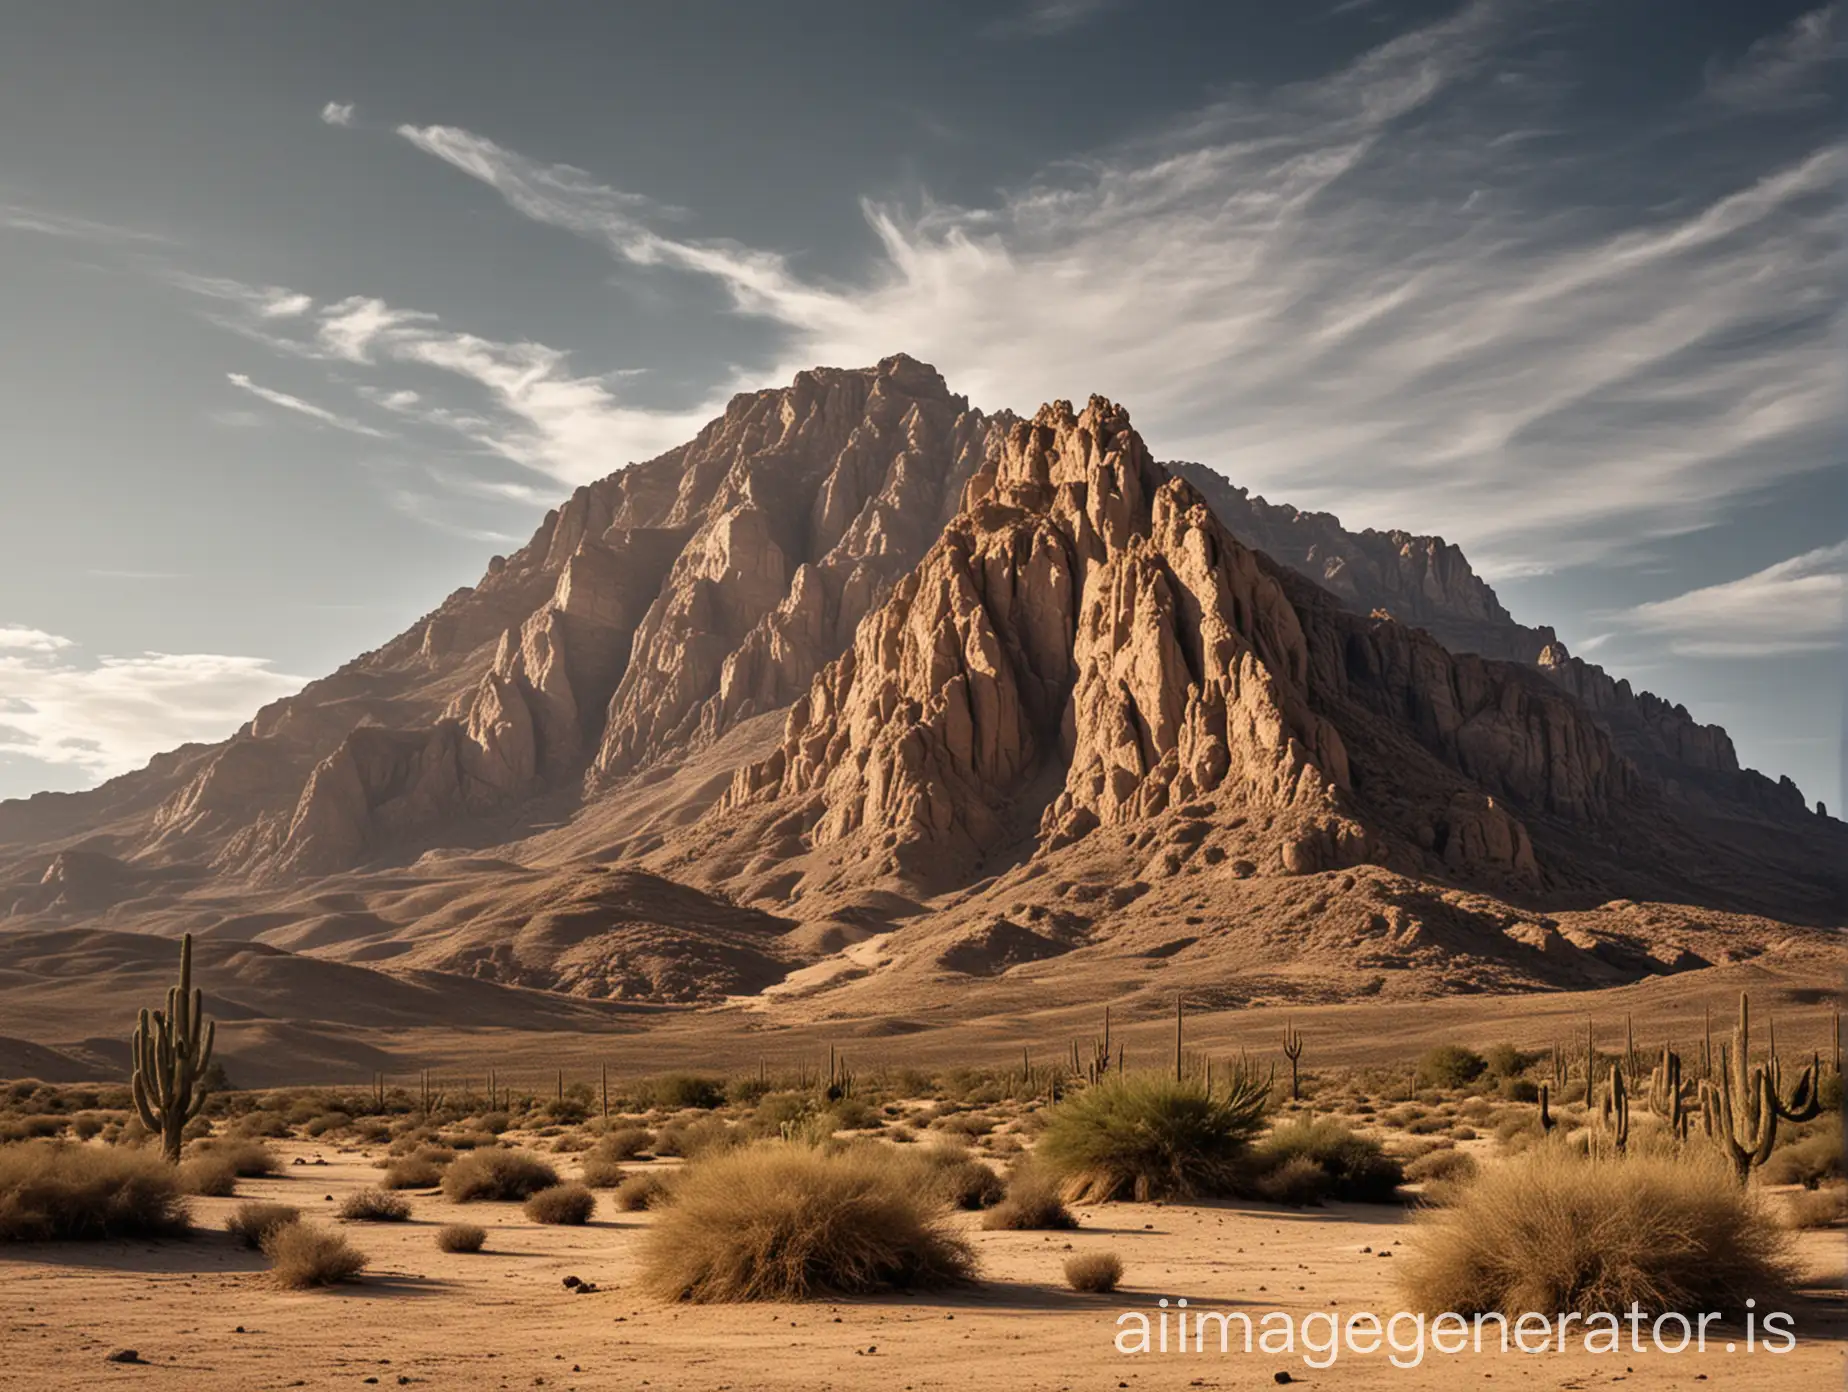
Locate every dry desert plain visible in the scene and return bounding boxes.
[2,962,1843,1392]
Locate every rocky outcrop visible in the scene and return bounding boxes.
[1170,464,1555,663]
[718,398,1588,894]
[239,355,1005,876]
[1534,641,1810,818]
[590,356,1003,779]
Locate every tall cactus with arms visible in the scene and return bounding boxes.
[132,933,216,1162]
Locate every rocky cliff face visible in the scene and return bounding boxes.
[714,398,1648,904]
[1167,462,1823,829]
[1170,463,1557,664]
[242,356,1004,875]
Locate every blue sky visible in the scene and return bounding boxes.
[1,0,1843,808]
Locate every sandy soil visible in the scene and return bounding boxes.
[1,1140,1840,1391]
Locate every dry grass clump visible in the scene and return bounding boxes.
[441,1148,559,1202]
[524,1183,596,1225]
[651,1116,738,1160]
[188,1138,277,1176]
[1781,1186,1845,1229]
[1401,1145,1797,1317]
[613,1171,676,1211]
[917,1146,1005,1211]
[1064,1250,1123,1293]
[1245,1117,1403,1205]
[177,1153,239,1197]
[225,1201,301,1249]
[436,1222,488,1252]
[1761,1128,1842,1189]
[264,1221,367,1288]
[595,1126,653,1160]
[0,1142,190,1241]
[981,1161,1077,1231]
[380,1157,444,1190]
[337,1188,411,1222]
[641,1143,976,1302]
[1404,1148,1478,1185]
[1036,1071,1270,1202]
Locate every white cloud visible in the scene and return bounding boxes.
[987,0,1118,38]
[1617,542,1847,658]
[321,101,357,127]
[0,632,305,783]
[385,2,1843,576]
[1705,5,1842,112]
[226,372,393,438]
[0,627,74,654]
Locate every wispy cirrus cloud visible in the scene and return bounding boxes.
[1704,4,1842,112]
[381,1,1842,579]
[320,101,357,127]
[1616,541,1847,658]
[986,0,1119,39]
[226,372,393,438]
[0,629,305,783]
[1,203,172,245]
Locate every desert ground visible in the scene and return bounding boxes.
[4,1141,1841,1392]
[3,965,1842,1392]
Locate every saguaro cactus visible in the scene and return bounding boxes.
[1282,1021,1304,1101]
[1646,1044,1690,1140]
[1597,1061,1629,1152]
[131,933,216,1163]
[1698,991,1823,1183]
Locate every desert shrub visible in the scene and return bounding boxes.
[1483,1044,1530,1078]
[189,1138,277,1177]
[1401,1146,1796,1317]
[436,1222,487,1253]
[444,1129,498,1151]
[652,1116,738,1160]
[380,1157,443,1189]
[1782,1187,1846,1230]
[1405,1148,1478,1185]
[935,1112,996,1139]
[1498,1077,1540,1103]
[1415,1045,1487,1090]
[640,1143,976,1301]
[915,1146,1006,1210]
[829,1098,882,1131]
[613,1171,676,1211]
[338,1187,411,1222]
[264,1221,367,1288]
[303,1111,350,1137]
[225,1201,301,1249]
[177,1154,239,1197]
[579,1157,628,1188]
[643,1073,726,1111]
[726,1076,775,1106]
[70,1113,107,1142]
[442,1148,559,1203]
[524,1183,596,1225]
[474,1111,511,1135]
[1064,1250,1123,1293]
[231,1110,291,1139]
[0,1115,66,1143]
[0,1142,190,1241]
[1036,1072,1270,1202]
[981,1161,1076,1230]
[1250,1155,1332,1206]
[1448,1125,1478,1141]
[594,1127,652,1161]
[1760,1128,1842,1189]
[747,1092,814,1137]
[1246,1118,1403,1203]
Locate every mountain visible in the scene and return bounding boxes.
[1,357,1841,1034]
